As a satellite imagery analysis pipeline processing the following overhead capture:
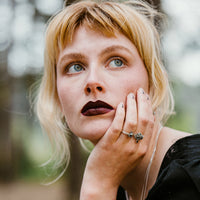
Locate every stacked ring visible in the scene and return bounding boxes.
[122,131,144,143]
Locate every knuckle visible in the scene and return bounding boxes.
[111,126,120,134]
[138,145,148,157]
[126,120,137,130]
[140,117,149,126]
[126,147,136,156]
[123,144,136,155]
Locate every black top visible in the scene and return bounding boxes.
[117,134,200,200]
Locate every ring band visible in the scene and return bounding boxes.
[122,130,134,137]
[122,131,144,142]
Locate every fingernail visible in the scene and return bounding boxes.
[129,93,134,99]
[139,88,145,94]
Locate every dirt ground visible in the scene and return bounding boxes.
[0,181,68,200]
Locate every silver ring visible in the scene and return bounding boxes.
[122,130,134,138]
[134,132,144,143]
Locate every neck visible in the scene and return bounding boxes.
[120,124,163,200]
[121,165,147,200]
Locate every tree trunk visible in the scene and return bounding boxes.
[0,49,13,182]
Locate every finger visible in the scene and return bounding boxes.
[120,93,137,140]
[136,88,154,142]
[104,102,125,143]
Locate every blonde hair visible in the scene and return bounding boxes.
[35,0,174,181]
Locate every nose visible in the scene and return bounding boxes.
[85,83,103,94]
[84,70,105,96]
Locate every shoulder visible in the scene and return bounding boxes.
[157,127,192,164]
[160,131,200,167]
[148,128,200,199]
[158,127,200,179]
[160,127,192,148]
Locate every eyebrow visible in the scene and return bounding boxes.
[58,45,133,66]
[99,45,133,57]
[58,53,87,67]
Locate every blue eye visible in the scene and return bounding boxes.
[68,64,84,74]
[109,59,124,68]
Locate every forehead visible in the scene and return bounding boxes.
[58,25,137,58]
[57,25,144,70]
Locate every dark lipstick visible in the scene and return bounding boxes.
[81,100,113,116]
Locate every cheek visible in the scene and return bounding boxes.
[118,78,140,95]
[116,75,149,100]
[57,84,73,114]
[57,83,83,128]
[126,69,149,93]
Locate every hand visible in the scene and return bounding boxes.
[80,88,156,199]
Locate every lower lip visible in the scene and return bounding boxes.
[82,108,113,116]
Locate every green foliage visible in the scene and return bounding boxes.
[166,106,196,133]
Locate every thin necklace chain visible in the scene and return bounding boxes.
[140,125,163,200]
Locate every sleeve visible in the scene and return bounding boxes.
[147,159,200,200]
[146,134,200,200]
[117,186,127,200]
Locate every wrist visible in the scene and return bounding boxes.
[80,172,119,200]
[80,183,118,200]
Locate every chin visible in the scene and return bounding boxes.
[72,120,112,144]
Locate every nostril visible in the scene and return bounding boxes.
[85,85,103,94]
[87,88,91,93]
[97,86,102,91]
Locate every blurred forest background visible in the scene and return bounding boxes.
[0,0,200,199]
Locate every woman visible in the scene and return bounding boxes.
[35,0,200,199]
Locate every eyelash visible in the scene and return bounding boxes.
[64,62,85,74]
[63,56,127,74]
[107,57,127,68]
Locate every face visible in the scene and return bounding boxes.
[56,26,149,144]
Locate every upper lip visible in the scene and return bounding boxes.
[81,100,113,114]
